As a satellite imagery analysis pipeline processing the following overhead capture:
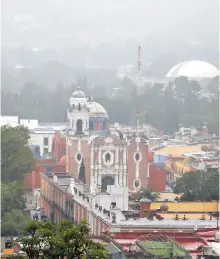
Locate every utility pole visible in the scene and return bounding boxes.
[136,45,141,137]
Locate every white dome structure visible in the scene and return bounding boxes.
[67,87,109,137]
[166,60,219,79]
[88,102,109,119]
[69,87,87,105]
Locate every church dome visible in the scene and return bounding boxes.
[71,88,86,99]
[166,60,219,79]
[88,102,109,118]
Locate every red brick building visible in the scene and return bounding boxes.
[148,164,166,192]
[40,172,110,234]
[23,158,66,191]
[52,131,66,162]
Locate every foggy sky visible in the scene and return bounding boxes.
[2,0,219,49]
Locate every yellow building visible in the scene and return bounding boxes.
[155,145,202,158]
[154,145,202,181]
[150,201,219,213]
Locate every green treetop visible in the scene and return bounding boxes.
[1,125,35,183]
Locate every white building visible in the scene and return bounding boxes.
[0,116,19,127]
[0,115,65,156]
[29,128,56,156]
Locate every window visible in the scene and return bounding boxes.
[76,119,83,134]
[135,153,140,161]
[103,151,114,166]
[77,153,82,162]
[105,153,111,163]
[44,148,48,154]
[134,152,142,163]
[44,137,48,146]
[134,179,140,188]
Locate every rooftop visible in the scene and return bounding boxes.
[154,145,202,158]
[40,172,219,230]
[137,240,187,257]
[102,229,218,258]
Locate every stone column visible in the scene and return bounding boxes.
[94,160,98,186]
[119,160,123,185]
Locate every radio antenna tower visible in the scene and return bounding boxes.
[136,45,141,137]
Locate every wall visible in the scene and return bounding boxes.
[39,174,110,235]
[30,132,55,156]
[148,164,166,192]
[23,159,66,191]
[95,186,129,211]
[24,171,41,191]
[52,131,66,161]
[67,139,90,184]
[127,139,148,191]
[20,119,39,129]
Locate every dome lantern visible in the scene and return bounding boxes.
[69,87,87,106]
[71,87,86,98]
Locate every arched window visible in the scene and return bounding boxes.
[135,153,140,161]
[105,153,111,163]
[76,119,83,134]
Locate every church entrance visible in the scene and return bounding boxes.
[76,119,83,134]
[101,176,115,192]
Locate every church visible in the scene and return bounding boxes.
[53,87,149,193]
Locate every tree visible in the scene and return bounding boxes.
[139,188,160,201]
[1,182,26,218]
[174,170,219,201]
[1,209,30,237]
[78,159,86,184]
[1,125,35,182]
[19,220,108,259]
[130,188,160,201]
[1,76,219,134]
[1,182,29,237]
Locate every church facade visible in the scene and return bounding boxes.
[55,87,149,193]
